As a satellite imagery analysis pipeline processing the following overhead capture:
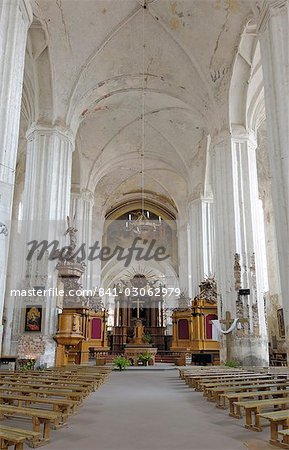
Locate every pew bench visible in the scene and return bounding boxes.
[0,394,76,419]
[234,398,289,431]
[278,428,289,448]
[196,374,273,391]
[0,380,91,395]
[0,386,83,404]
[224,389,289,418]
[0,404,63,447]
[258,410,289,446]
[0,425,40,450]
[206,379,288,404]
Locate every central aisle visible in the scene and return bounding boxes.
[48,368,271,450]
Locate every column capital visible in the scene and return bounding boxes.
[71,188,95,206]
[188,195,213,207]
[257,0,288,32]
[231,126,257,149]
[211,128,257,150]
[81,189,95,205]
[26,123,75,149]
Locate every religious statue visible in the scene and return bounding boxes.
[64,215,78,260]
[53,215,84,266]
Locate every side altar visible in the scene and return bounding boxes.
[53,217,109,367]
[171,278,220,364]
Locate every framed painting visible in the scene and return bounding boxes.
[24,305,42,332]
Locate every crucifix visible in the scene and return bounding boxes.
[220,311,248,361]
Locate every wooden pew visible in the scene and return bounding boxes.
[257,410,289,446]
[224,389,289,418]
[0,425,40,450]
[278,428,289,448]
[0,386,83,404]
[0,393,76,418]
[0,404,63,447]
[0,381,90,397]
[234,398,289,431]
[195,374,273,391]
[1,374,101,391]
[205,379,289,403]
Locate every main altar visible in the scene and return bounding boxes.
[111,274,166,353]
[124,319,157,365]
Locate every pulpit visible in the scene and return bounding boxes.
[53,218,109,366]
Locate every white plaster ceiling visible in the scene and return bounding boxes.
[30,0,254,215]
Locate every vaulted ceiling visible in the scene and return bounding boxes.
[27,0,254,216]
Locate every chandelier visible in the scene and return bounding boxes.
[126,210,161,234]
[125,4,162,236]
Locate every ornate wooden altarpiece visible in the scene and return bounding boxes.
[111,274,166,353]
[171,278,220,362]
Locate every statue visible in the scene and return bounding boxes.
[64,215,78,261]
[53,215,84,267]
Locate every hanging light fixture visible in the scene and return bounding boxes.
[125,2,161,235]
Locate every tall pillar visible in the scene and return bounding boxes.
[12,125,74,365]
[0,0,32,351]
[177,220,190,295]
[189,197,215,297]
[257,0,289,358]
[211,129,269,365]
[70,188,95,289]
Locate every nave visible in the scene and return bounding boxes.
[45,368,272,450]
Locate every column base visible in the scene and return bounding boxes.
[221,336,269,366]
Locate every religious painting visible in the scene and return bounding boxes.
[277,308,285,338]
[24,305,42,332]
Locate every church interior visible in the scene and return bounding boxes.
[0,0,289,449]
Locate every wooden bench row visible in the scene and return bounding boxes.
[0,366,111,449]
[179,366,289,448]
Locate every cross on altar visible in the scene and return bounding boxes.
[220,311,248,362]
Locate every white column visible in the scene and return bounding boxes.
[91,210,105,291]
[211,130,269,365]
[0,0,32,351]
[70,189,95,289]
[13,125,74,366]
[257,0,289,357]
[189,197,215,297]
[177,220,190,294]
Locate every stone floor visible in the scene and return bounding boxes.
[15,367,276,450]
